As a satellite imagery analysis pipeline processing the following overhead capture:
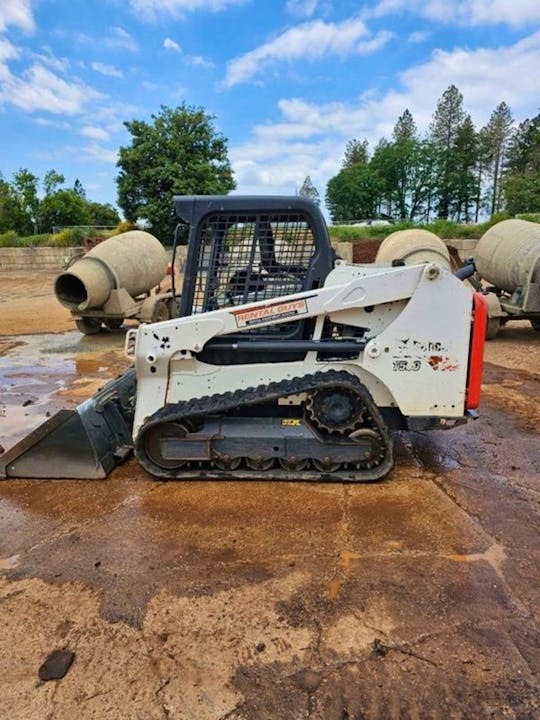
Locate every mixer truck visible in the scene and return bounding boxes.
[473,219,540,339]
[54,230,179,333]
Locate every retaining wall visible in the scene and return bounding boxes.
[0,239,475,274]
[0,246,188,273]
[0,246,84,272]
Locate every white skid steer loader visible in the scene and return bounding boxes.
[0,196,487,481]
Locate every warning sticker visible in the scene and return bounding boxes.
[232,298,308,328]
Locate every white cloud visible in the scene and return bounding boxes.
[185,54,215,68]
[286,0,319,17]
[356,30,394,55]
[105,27,139,53]
[372,0,540,27]
[225,17,391,87]
[230,31,540,202]
[0,63,102,114]
[29,50,69,73]
[81,126,111,142]
[0,37,18,65]
[34,117,71,129]
[128,0,246,21]
[0,0,34,33]
[91,62,124,78]
[408,30,430,43]
[163,37,182,52]
[82,143,119,164]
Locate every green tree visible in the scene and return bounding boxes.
[38,190,91,232]
[482,102,514,216]
[73,178,86,199]
[43,170,65,196]
[0,175,24,233]
[429,85,465,219]
[370,112,435,221]
[504,173,540,214]
[503,113,540,213]
[12,168,40,234]
[298,175,320,205]
[117,104,235,242]
[342,138,369,168]
[453,115,480,222]
[86,201,121,226]
[370,138,396,217]
[325,163,383,222]
[506,115,540,173]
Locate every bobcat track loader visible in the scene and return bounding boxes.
[0,196,487,481]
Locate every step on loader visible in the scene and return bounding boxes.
[0,196,487,481]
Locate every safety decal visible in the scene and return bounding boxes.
[232,298,309,328]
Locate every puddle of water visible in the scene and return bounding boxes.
[406,433,461,472]
[0,330,130,453]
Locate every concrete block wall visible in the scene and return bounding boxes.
[0,238,476,274]
[444,238,478,261]
[333,238,479,265]
[0,247,84,272]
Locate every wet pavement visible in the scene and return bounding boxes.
[0,331,130,450]
[0,287,539,718]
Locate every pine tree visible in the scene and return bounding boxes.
[503,113,540,214]
[429,85,465,219]
[453,115,479,222]
[298,175,320,205]
[342,138,369,168]
[482,102,514,216]
[73,178,86,199]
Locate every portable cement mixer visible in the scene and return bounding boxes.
[54,230,179,334]
[473,219,540,338]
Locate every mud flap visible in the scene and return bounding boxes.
[0,369,136,480]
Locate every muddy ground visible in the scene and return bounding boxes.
[0,270,538,720]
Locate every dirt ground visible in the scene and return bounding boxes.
[0,271,538,720]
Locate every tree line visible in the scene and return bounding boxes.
[2,93,538,242]
[325,85,540,223]
[0,170,120,237]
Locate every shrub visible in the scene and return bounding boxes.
[516,213,540,223]
[485,211,512,228]
[49,228,85,247]
[0,230,20,247]
[18,234,51,247]
[111,220,135,235]
[329,221,412,242]
[329,218,493,242]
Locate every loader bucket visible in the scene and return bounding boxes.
[0,369,136,480]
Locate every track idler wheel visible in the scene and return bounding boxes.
[141,422,187,470]
[213,455,242,471]
[246,457,274,471]
[279,457,308,471]
[312,458,341,473]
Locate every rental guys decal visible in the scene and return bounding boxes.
[232,298,309,328]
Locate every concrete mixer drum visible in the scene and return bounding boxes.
[473,219,540,338]
[54,230,178,334]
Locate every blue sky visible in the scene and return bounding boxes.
[1,0,539,217]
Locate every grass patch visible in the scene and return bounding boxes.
[328,218,510,242]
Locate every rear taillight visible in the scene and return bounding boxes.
[466,293,488,410]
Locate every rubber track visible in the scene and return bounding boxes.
[134,370,394,481]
